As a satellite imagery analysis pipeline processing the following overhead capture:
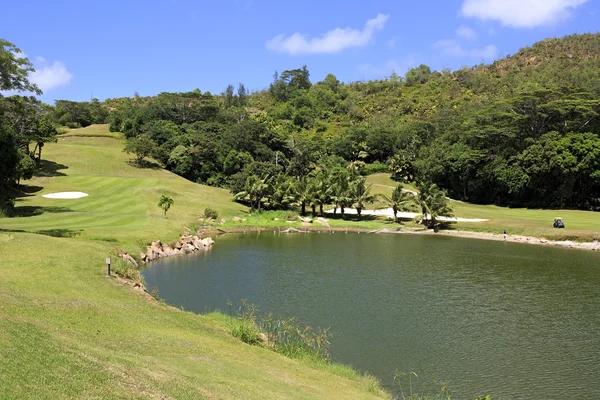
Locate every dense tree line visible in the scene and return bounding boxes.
[4,33,600,216]
[0,39,57,215]
[106,35,600,210]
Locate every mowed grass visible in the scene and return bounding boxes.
[366,173,600,240]
[1,135,246,248]
[58,124,123,139]
[0,233,386,399]
[0,127,388,399]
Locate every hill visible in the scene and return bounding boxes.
[0,129,388,399]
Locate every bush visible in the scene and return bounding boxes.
[363,161,388,175]
[65,121,82,129]
[228,299,262,345]
[111,259,140,281]
[204,207,219,220]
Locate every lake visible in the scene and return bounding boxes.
[142,232,600,398]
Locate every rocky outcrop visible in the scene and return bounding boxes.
[139,233,215,263]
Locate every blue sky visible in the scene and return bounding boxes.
[3,0,599,103]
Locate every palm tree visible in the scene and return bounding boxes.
[415,182,454,228]
[158,195,174,217]
[308,171,330,217]
[293,176,311,216]
[379,184,417,219]
[266,175,295,210]
[235,174,271,212]
[351,177,376,217]
[329,167,351,217]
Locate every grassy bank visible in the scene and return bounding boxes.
[0,127,389,399]
[366,173,600,241]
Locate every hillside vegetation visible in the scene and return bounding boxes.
[0,131,388,399]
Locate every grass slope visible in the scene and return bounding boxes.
[366,173,600,240]
[0,126,387,399]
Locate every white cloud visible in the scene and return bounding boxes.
[266,14,390,55]
[456,25,477,40]
[30,58,73,91]
[461,0,589,28]
[434,39,499,60]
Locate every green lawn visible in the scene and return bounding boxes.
[0,128,388,399]
[366,173,600,240]
[58,124,123,139]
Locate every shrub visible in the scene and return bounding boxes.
[111,259,140,281]
[65,121,82,129]
[204,207,219,220]
[363,161,388,175]
[228,299,262,345]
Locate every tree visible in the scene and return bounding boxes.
[379,184,417,219]
[224,85,235,108]
[235,174,270,212]
[0,39,41,94]
[237,83,248,106]
[124,135,155,166]
[0,39,42,212]
[351,177,376,217]
[158,195,174,217]
[415,182,453,228]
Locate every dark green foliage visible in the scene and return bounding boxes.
[203,207,219,220]
[40,33,600,211]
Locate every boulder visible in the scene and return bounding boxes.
[201,237,215,247]
[184,243,196,253]
[220,218,226,225]
[162,245,177,257]
[192,239,204,250]
[146,248,156,262]
[140,252,147,263]
[232,216,241,222]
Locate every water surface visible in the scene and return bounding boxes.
[142,232,600,398]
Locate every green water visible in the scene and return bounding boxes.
[142,232,600,398]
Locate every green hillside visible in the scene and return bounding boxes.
[0,130,388,399]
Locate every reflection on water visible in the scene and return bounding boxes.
[143,232,600,399]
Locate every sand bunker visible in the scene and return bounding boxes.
[326,207,488,223]
[42,192,89,199]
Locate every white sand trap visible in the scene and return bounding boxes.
[326,207,488,223]
[42,192,89,199]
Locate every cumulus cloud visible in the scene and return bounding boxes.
[30,57,72,91]
[434,40,499,60]
[461,0,589,28]
[456,25,477,40]
[266,14,390,55]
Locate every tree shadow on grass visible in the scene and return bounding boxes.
[11,205,73,217]
[126,159,162,170]
[34,160,69,177]
[35,229,82,238]
[325,213,380,222]
[0,227,82,238]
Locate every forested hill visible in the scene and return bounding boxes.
[4,33,600,214]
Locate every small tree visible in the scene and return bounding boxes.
[351,177,376,217]
[416,182,453,228]
[158,195,174,217]
[124,135,154,166]
[379,184,417,220]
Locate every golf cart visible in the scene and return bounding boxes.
[553,218,565,229]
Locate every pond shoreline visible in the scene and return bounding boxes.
[210,225,600,252]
